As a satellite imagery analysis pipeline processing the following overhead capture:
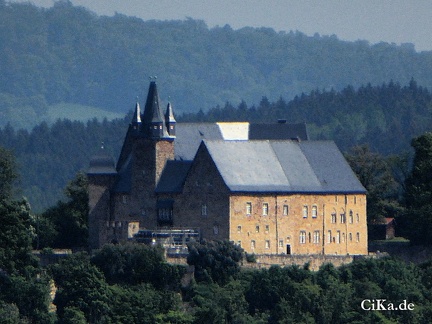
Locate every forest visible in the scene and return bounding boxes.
[1,80,431,213]
[1,1,432,130]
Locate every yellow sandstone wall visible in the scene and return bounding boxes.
[229,193,367,255]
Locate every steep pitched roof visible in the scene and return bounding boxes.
[155,160,193,193]
[201,140,366,193]
[173,122,308,161]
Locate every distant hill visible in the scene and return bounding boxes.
[1,1,432,129]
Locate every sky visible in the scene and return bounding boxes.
[9,0,432,52]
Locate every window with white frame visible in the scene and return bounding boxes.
[327,230,332,243]
[312,205,317,218]
[336,231,341,244]
[313,231,320,243]
[251,240,256,249]
[303,206,308,218]
[265,240,270,249]
[246,202,252,215]
[279,240,284,248]
[340,213,346,224]
[283,205,289,216]
[262,203,269,216]
[300,231,306,244]
[331,213,337,223]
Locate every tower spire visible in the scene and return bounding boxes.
[165,101,176,137]
[142,81,168,138]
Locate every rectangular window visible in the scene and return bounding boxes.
[340,213,346,224]
[356,213,360,223]
[300,231,306,244]
[263,203,269,216]
[327,230,332,243]
[303,206,308,218]
[312,205,317,218]
[279,240,284,248]
[122,195,127,204]
[283,205,289,215]
[336,231,341,244]
[349,211,353,223]
[331,213,337,223]
[201,204,207,216]
[356,232,360,242]
[255,225,260,233]
[313,231,320,243]
[251,240,256,249]
[237,225,242,233]
[265,225,269,232]
[265,240,270,249]
[213,225,219,235]
[246,202,252,215]
[349,233,352,242]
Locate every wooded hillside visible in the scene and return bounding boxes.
[1,1,432,129]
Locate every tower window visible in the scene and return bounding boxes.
[283,205,289,215]
[303,206,308,218]
[299,231,306,244]
[201,204,207,216]
[312,205,317,218]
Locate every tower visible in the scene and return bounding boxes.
[129,81,175,228]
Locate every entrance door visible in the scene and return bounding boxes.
[286,244,291,255]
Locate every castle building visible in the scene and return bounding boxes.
[88,81,368,255]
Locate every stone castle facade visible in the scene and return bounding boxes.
[88,81,368,256]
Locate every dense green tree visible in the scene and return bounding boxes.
[50,253,111,323]
[91,243,186,290]
[403,132,432,244]
[0,146,17,201]
[344,145,404,223]
[0,199,38,275]
[37,172,89,248]
[187,240,244,285]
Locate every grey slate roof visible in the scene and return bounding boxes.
[174,123,224,160]
[156,160,193,193]
[87,147,117,175]
[249,122,309,140]
[202,140,366,193]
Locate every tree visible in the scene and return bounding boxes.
[403,132,432,244]
[50,253,111,323]
[0,146,17,201]
[37,172,89,248]
[0,199,38,275]
[187,240,243,285]
[345,145,403,223]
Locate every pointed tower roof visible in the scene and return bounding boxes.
[165,102,176,123]
[142,81,164,124]
[132,101,141,124]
